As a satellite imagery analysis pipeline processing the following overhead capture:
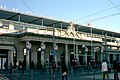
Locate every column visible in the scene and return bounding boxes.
[65,44,68,67]
[26,41,32,70]
[85,46,88,66]
[41,51,44,68]
[55,44,58,63]
[76,45,79,61]
[8,50,13,66]
[26,50,30,69]
[40,42,46,68]
[101,53,103,62]
[107,54,110,64]
[85,52,87,66]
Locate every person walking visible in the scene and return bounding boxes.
[61,63,68,80]
[101,59,109,80]
[9,63,13,74]
[22,60,26,73]
[52,62,56,79]
[113,58,119,80]
[4,61,8,72]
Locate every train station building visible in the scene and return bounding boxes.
[0,9,120,69]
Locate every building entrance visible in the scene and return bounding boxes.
[37,51,41,69]
[0,49,8,69]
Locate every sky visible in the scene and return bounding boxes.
[0,0,120,33]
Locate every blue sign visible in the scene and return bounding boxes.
[50,49,57,55]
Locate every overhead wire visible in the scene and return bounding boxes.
[20,0,34,13]
[108,0,120,11]
[73,4,120,22]
[78,1,120,23]
[80,12,120,23]
[19,0,120,25]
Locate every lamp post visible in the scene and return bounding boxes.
[101,45,105,62]
[104,33,107,61]
[93,47,96,60]
[54,44,58,63]
[52,24,55,63]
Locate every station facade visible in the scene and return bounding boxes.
[0,9,120,69]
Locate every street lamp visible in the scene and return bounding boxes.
[101,45,105,62]
[24,48,27,56]
[54,44,58,62]
[93,47,96,60]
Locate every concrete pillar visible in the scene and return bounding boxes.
[26,41,32,70]
[26,50,30,69]
[76,45,79,61]
[85,47,88,66]
[85,52,87,66]
[40,42,46,68]
[8,50,13,66]
[101,53,103,62]
[41,51,44,68]
[107,54,110,64]
[65,44,68,67]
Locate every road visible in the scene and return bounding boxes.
[0,68,117,80]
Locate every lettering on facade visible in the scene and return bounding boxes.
[26,23,104,42]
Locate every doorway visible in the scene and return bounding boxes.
[0,49,8,69]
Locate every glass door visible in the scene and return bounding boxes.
[0,57,7,69]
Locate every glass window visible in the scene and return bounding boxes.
[3,20,9,29]
[14,23,25,30]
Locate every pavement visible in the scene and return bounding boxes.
[0,69,118,80]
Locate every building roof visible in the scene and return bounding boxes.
[0,9,120,38]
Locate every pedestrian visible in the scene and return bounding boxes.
[18,61,22,70]
[4,61,8,72]
[9,63,13,74]
[101,59,109,80]
[52,62,56,79]
[22,60,26,73]
[113,58,120,80]
[61,63,68,80]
